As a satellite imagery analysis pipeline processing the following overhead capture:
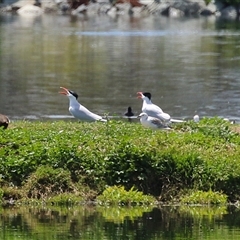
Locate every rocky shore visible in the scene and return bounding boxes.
[0,0,239,20]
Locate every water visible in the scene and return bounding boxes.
[1,205,240,240]
[1,13,240,121]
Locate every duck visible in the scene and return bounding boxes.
[0,114,10,129]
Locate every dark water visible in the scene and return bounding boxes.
[1,13,240,121]
[1,205,240,240]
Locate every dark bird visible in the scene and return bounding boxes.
[0,114,10,129]
[124,106,134,117]
[59,87,107,122]
[124,106,134,122]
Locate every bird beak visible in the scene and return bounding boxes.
[59,87,69,95]
[137,92,143,99]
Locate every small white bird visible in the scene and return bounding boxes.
[59,87,107,122]
[137,92,171,122]
[138,112,171,130]
[193,114,200,123]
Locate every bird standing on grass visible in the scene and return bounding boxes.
[59,87,107,122]
[0,114,10,129]
[137,92,171,123]
[137,92,185,123]
[138,112,171,130]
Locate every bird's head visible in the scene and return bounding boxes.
[59,87,78,100]
[138,112,148,119]
[137,92,151,100]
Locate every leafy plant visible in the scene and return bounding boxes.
[22,165,75,199]
[96,186,156,206]
[180,190,227,205]
[1,118,240,204]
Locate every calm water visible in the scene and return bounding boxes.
[1,205,240,240]
[1,13,240,121]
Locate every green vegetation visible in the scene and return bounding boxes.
[96,185,155,205]
[0,118,240,205]
[180,190,227,205]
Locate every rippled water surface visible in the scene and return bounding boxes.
[1,205,240,240]
[1,13,240,121]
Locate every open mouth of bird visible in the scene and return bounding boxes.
[59,87,69,95]
[137,92,143,99]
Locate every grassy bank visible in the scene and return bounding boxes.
[0,118,239,205]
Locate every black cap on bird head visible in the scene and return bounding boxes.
[143,92,152,100]
[69,90,78,100]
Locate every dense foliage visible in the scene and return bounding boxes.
[0,118,240,203]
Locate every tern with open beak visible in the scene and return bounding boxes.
[59,87,107,122]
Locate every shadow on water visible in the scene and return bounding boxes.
[1,205,240,239]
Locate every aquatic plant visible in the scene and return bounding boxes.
[96,186,156,205]
[180,190,228,205]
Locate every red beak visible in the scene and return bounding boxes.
[137,92,143,99]
[59,87,69,95]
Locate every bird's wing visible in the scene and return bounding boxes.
[150,117,165,128]
[144,108,170,122]
[70,104,104,121]
[149,116,171,129]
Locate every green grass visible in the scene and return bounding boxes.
[1,117,240,204]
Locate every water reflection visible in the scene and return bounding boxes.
[1,205,240,240]
[1,14,240,121]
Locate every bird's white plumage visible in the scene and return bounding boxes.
[137,92,171,122]
[59,87,106,122]
[193,114,200,123]
[138,112,171,130]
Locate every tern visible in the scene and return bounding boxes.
[0,114,10,129]
[59,87,107,122]
[137,92,184,123]
[138,112,171,130]
[137,92,171,122]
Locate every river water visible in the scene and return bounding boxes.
[1,205,240,240]
[1,11,240,239]
[1,13,240,121]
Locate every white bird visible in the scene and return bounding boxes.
[137,92,185,123]
[59,87,107,122]
[193,114,200,123]
[137,92,171,122]
[138,112,171,130]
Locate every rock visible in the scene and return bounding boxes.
[200,0,225,15]
[12,0,36,9]
[169,7,184,17]
[41,0,59,12]
[17,4,43,16]
[220,5,237,20]
[159,0,206,16]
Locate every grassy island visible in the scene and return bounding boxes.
[0,117,239,206]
